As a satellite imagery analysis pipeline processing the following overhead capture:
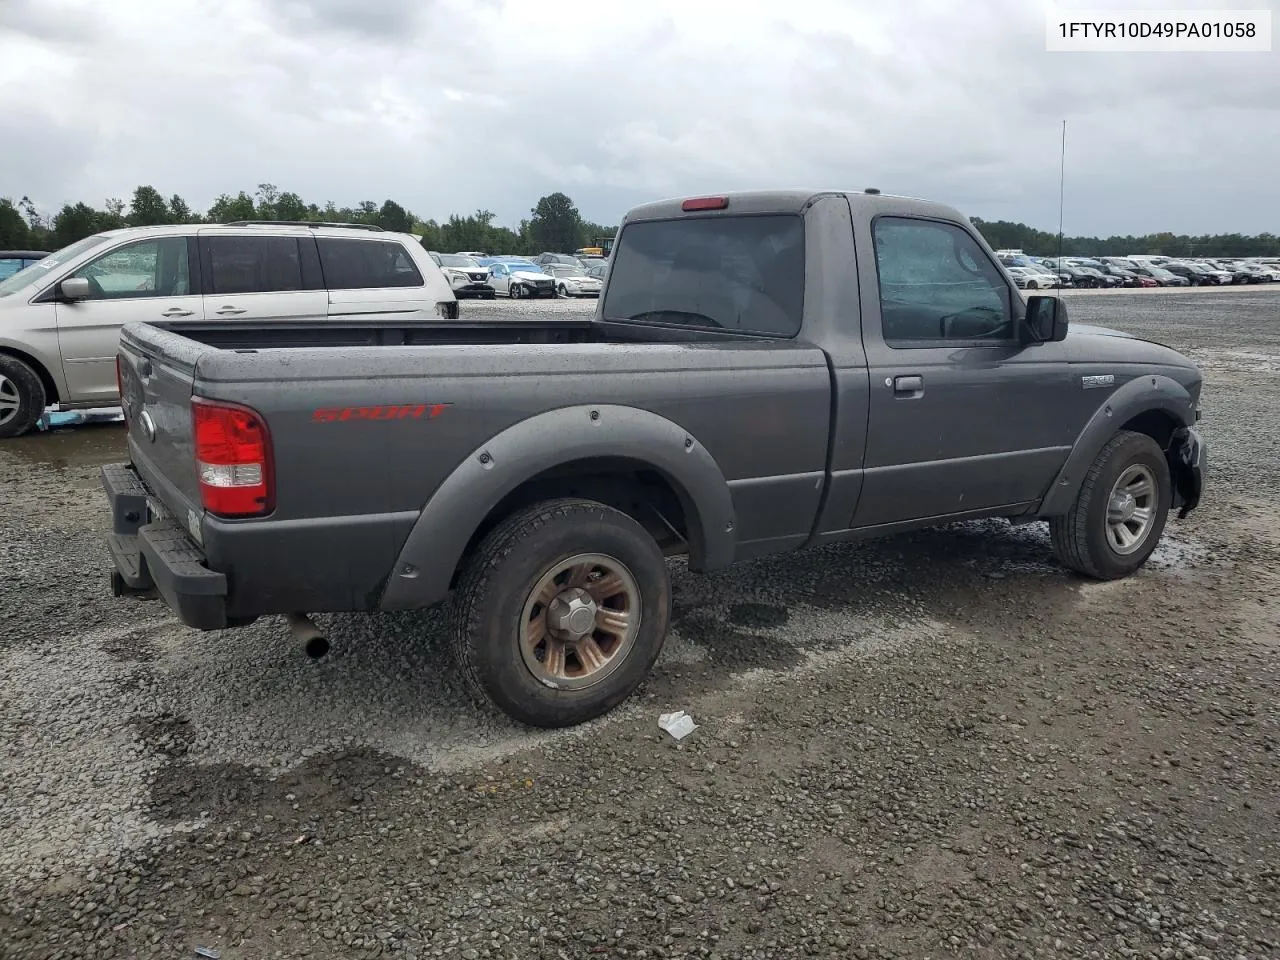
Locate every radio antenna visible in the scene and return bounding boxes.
[1057,119,1067,270]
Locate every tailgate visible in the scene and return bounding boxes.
[117,324,206,536]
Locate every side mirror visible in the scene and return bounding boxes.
[59,277,92,301]
[1025,295,1068,342]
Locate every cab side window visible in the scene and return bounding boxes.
[70,238,191,300]
[872,218,1013,345]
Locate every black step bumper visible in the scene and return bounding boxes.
[101,463,229,630]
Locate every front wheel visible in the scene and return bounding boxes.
[557,284,569,298]
[451,498,671,728]
[0,354,47,439]
[1049,430,1171,580]
[510,283,522,299]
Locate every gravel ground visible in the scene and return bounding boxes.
[1,290,1277,960]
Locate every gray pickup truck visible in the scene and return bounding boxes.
[102,189,1207,728]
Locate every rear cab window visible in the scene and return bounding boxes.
[602,214,805,336]
[317,238,424,289]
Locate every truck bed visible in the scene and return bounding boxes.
[116,317,834,620]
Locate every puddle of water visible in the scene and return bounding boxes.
[3,420,128,470]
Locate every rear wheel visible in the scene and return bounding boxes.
[451,498,671,728]
[1049,430,1171,580]
[0,355,46,439]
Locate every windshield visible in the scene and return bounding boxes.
[549,265,586,277]
[0,234,112,297]
[438,255,479,268]
[1151,267,1175,278]
[603,214,804,336]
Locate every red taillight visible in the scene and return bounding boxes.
[681,196,729,211]
[192,397,273,517]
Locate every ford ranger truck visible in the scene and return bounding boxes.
[101,189,1207,728]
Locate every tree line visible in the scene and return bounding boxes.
[2,184,1276,259]
[970,217,1280,259]
[0,184,616,257]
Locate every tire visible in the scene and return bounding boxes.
[557,284,568,298]
[485,291,496,300]
[451,498,672,728]
[510,283,522,299]
[0,354,46,439]
[1049,430,1172,580]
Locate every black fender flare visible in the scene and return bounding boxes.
[379,404,737,610]
[1037,373,1196,516]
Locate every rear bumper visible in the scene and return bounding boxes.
[101,463,230,630]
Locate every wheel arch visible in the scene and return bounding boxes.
[1037,374,1194,517]
[0,345,60,405]
[379,405,737,611]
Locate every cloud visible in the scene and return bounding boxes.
[0,0,1276,236]
[260,0,428,41]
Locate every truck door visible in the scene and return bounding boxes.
[851,214,1074,528]
[198,232,328,322]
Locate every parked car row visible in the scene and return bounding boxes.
[425,250,607,299]
[996,249,1280,290]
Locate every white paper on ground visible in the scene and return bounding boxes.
[658,711,698,740]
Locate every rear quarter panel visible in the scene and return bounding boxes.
[194,339,831,613]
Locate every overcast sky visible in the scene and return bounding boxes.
[1,0,1275,236]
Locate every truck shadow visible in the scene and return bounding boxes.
[133,516,1207,797]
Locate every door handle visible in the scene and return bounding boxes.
[215,306,247,316]
[893,375,924,395]
[160,307,194,318]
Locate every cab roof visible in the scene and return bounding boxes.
[620,189,968,225]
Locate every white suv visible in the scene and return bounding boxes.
[0,221,456,438]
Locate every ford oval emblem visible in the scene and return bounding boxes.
[139,410,157,443]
